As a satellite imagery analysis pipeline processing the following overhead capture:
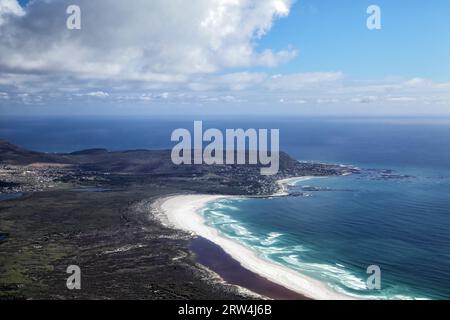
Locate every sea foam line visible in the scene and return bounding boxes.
[157,192,355,300]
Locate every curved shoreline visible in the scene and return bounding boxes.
[275,176,315,196]
[156,178,355,300]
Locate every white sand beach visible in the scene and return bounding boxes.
[157,190,355,300]
[275,176,314,196]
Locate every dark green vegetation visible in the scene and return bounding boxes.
[0,140,355,299]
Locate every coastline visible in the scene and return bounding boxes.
[190,237,309,300]
[155,177,355,300]
[275,176,315,196]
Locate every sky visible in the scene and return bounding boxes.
[0,0,449,116]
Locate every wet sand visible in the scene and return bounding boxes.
[190,237,309,300]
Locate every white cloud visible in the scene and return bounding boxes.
[350,96,378,104]
[184,71,343,92]
[266,72,344,91]
[316,98,339,104]
[387,96,417,102]
[16,92,43,104]
[0,0,24,25]
[0,92,9,99]
[0,0,295,82]
[280,98,307,104]
[86,91,109,98]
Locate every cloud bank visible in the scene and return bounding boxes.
[0,0,295,79]
[0,0,449,115]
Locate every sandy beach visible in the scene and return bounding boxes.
[275,176,315,196]
[157,180,355,300]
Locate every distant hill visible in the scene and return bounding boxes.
[70,149,109,156]
[0,139,68,165]
[0,139,342,177]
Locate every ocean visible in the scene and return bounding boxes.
[1,116,450,299]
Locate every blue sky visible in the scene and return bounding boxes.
[257,0,450,80]
[1,0,449,115]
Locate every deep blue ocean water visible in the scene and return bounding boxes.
[1,116,450,299]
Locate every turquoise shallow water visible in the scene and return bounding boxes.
[201,166,450,300]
